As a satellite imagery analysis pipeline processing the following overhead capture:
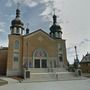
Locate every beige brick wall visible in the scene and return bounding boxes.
[7,30,68,76]
[7,34,23,70]
[23,31,68,66]
[23,31,57,57]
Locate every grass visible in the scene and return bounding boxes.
[0,79,8,86]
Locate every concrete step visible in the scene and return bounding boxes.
[28,68,48,73]
[28,68,67,73]
[22,72,85,82]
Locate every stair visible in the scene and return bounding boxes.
[22,68,83,82]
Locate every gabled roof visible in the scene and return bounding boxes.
[81,53,90,63]
[23,29,54,40]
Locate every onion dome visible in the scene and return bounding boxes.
[11,8,24,30]
[49,14,62,39]
[10,8,24,35]
[26,28,29,34]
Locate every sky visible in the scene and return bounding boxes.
[0,0,90,64]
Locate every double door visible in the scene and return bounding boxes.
[35,59,47,68]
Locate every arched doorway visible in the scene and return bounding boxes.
[33,48,48,68]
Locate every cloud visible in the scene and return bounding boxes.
[5,0,59,22]
[40,0,63,24]
[5,0,12,7]
[0,29,4,32]
[0,22,5,32]
[0,39,8,47]
[22,0,38,7]
[0,22,5,27]
[78,39,90,47]
[6,0,39,7]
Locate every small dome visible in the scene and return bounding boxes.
[26,28,29,34]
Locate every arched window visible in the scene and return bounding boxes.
[34,48,47,57]
[16,28,19,34]
[14,40,20,49]
[55,32,58,38]
[33,48,48,68]
[59,54,63,62]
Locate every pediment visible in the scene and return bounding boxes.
[24,29,54,41]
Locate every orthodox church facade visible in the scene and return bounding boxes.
[6,8,68,77]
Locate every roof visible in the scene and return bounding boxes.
[0,47,8,50]
[50,24,62,33]
[23,29,54,40]
[80,53,90,63]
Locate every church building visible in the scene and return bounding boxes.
[5,7,68,77]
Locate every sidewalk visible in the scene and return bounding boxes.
[0,77,19,84]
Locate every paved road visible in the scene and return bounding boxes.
[0,79,90,90]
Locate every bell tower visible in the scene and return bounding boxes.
[10,7,24,35]
[50,14,62,39]
[7,6,24,76]
[49,12,68,68]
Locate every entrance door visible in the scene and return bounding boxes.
[35,59,40,68]
[33,48,48,68]
[42,59,47,68]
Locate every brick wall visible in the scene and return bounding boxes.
[0,48,8,75]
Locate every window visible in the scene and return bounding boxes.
[13,52,19,62]
[14,40,19,49]
[34,49,47,57]
[16,28,20,34]
[59,55,63,62]
[13,50,20,69]
[14,27,16,33]
[14,56,18,62]
[58,44,62,52]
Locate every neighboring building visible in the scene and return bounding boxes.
[0,47,8,75]
[80,53,90,73]
[0,7,68,78]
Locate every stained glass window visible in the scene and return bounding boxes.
[34,49,47,57]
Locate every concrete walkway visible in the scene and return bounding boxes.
[0,77,19,84]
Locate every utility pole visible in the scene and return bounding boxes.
[74,46,78,60]
[74,46,79,69]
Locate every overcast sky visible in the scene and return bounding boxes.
[0,0,90,64]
